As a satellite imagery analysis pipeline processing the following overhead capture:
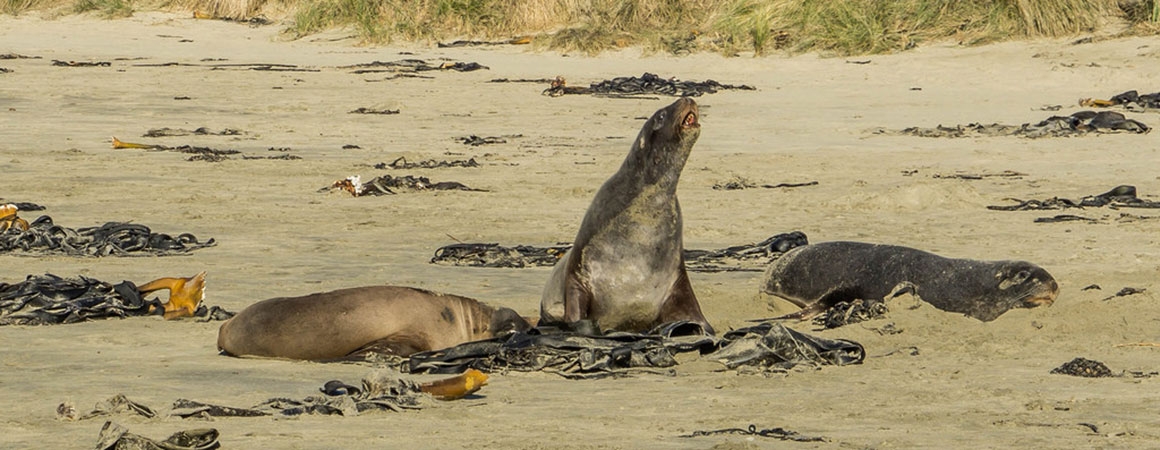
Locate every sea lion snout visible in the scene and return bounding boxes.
[490,307,532,335]
[1022,275,1059,308]
[674,97,699,130]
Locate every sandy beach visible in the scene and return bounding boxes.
[2,11,1160,448]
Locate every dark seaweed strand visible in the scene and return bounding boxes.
[680,424,827,442]
[0,215,215,257]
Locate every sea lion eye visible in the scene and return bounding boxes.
[652,112,667,131]
[998,270,1031,290]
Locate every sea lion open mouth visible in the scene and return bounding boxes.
[682,111,697,128]
[1023,294,1056,307]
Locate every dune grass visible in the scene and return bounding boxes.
[3,0,1159,55]
[279,0,1138,55]
[170,0,265,19]
[290,0,523,42]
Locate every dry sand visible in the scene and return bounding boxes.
[2,12,1160,449]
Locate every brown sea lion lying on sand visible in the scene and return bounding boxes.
[761,241,1059,322]
[217,286,531,361]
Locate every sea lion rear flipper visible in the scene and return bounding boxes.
[757,303,829,322]
[751,285,864,322]
[658,267,715,335]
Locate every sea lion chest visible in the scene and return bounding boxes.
[579,185,682,320]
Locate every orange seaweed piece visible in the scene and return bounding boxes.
[0,204,28,232]
[140,271,207,319]
[1078,98,1116,107]
[111,136,159,149]
[419,368,489,400]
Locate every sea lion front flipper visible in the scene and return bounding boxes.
[342,335,428,361]
[563,273,593,324]
[658,267,715,335]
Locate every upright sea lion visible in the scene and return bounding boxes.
[217,286,531,361]
[760,241,1059,322]
[540,97,713,334]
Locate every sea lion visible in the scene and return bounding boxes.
[540,97,714,334]
[217,286,531,361]
[761,241,1058,322]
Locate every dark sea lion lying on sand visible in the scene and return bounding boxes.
[761,241,1059,322]
[217,286,531,360]
[540,97,713,334]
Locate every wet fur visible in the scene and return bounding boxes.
[541,98,713,334]
[217,285,530,360]
[762,241,1059,322]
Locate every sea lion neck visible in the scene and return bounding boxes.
[617,98,700,191]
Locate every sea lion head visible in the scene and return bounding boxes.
[973,261,1058,321]
[489,306,532,336]
[995,262,1059,306]
[630,97,700,183]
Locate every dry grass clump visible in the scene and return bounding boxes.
[1119,0,1160,32]
[172,0,266,19]
[289,0,524,42]
[2,0,47,14]
[538,0,715,54]
[73,0,134,17]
